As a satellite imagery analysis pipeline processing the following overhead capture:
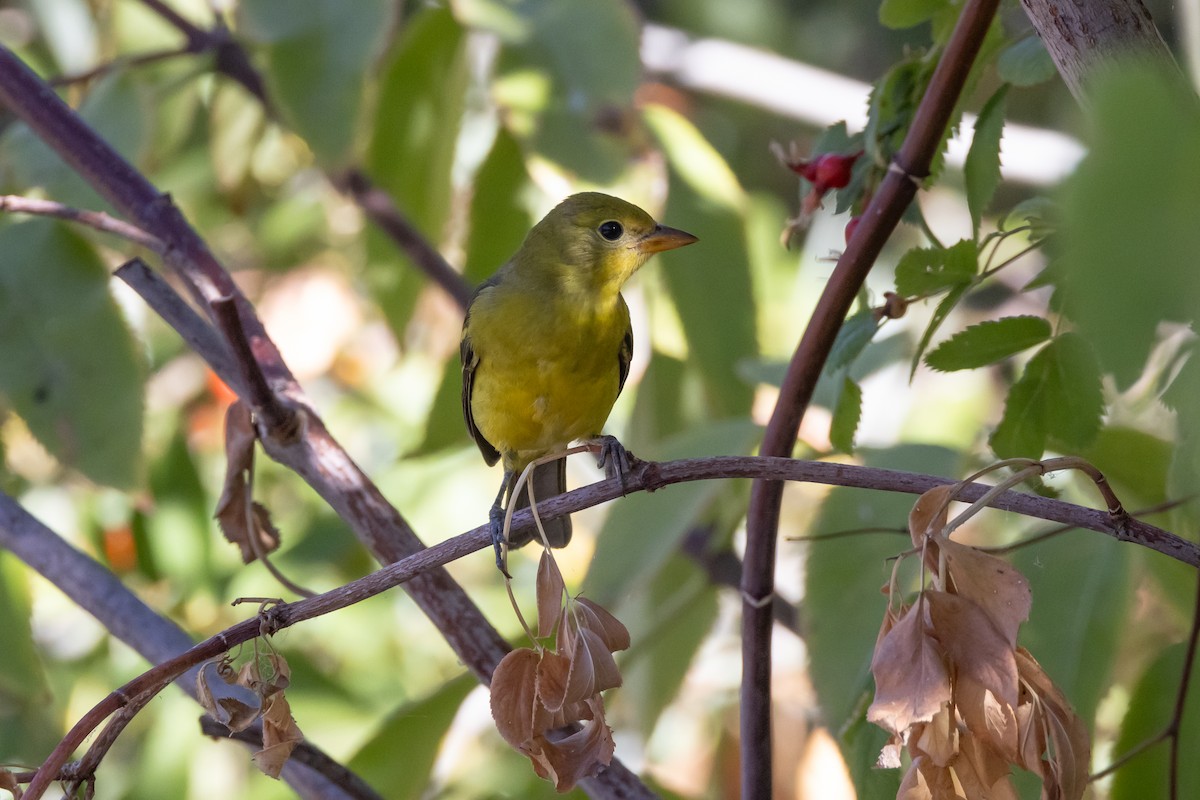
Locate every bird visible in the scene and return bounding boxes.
[460,192,697,569]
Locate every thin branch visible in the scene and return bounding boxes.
[739,0,1002,794]
[210,296,299,439]
[0,195,164,252]
[336,169,474,312]
[49,46,196,87]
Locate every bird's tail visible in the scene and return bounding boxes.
[508,459,572,548]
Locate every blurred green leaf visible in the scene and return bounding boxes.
[893,239,976,297]
[628,350,690,444]
[997,36,1058,87]
[416,357,470,456]
[924,315,1050,371]
[0,553,57,763]
[830,376,862,453]
[0,220,144,488]
[827,308,881,372]
[842,712,902,799]
[1082,426,1170,511]
[644,104,757,419]
[878,0,950,30]
[348,673,475,799]
[584,419,759,605]
[990,333,1102,458]
[618,554,719,737]
[1111,642,1200,799]
[909,283,966,378]
[367,6,469,237]
[239,0,393,166]
[964,84,1008,234]
[208,82,268,191]
[463,126,531,286]
[1011,529,1130,729]
[1061,65,1200,388]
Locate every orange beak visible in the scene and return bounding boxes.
[637,224,698,254]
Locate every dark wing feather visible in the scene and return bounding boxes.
[461,296,501,466]
[617,297,633,396]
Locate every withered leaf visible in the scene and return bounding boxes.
[868,599,951,737]
[940,537,1031,648]
[524,697,615,793]
[214,401,281,563]
[909,484,955,550]
[491,648,542,749]
[252,692,304,779]
[0,766,20,798]
[955,728,1019,800]
[926,591,1020,760]
[197,659,261,733]
[537,551,566,639]
[914,703,958,767]
[572,597,630,652]
[1015,647,1090,800]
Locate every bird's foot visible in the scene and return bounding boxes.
[586,435,632,492]
[489,501,512,579]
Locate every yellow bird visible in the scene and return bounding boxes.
[461,192,697,566]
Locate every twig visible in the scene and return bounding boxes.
[336,169,474,312]
[49,46,196,87]
[210,296,300,440]
[739,0,1002,794]
[0,195,164,252]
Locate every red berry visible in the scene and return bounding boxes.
[814,152,857,190]
[844,216,861,244]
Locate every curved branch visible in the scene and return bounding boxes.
[740,0,1003,795]
[0,195,164,252]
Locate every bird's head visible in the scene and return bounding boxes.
[519,192,698,297]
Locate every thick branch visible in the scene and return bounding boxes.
[1020,0,1179,101]
[739,0,1002,795]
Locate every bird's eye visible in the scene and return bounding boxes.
[598,220,624,241]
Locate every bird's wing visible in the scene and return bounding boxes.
[461,290,501,467]
[617,295,633,396]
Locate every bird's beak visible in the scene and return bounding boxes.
[638,224,699,254]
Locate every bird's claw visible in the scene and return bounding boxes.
[589,435,632,492]
[489,502,512,579]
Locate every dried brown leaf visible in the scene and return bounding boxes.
[868,599,952,737]
[878,737,905,769]
[909,484,955,550]
[214,402,280,563]
[538,628,622,713]
[1014,701,1044,774]
[524,696,615,793]
[926,591,1020,760]
[897,757,934,800]
[940,538,1031,648]
[197,659,261,733]
[491,648,542,749]
[253,692,304,779]
[0,766,21,799]
[954,728,1019,800]
[915,704,959,767]
[572,597,631,652]
[536,551,566,639]
[1015,648,1090,800]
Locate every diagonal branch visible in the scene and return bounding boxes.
[738,0,1003,795]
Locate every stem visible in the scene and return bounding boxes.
[739,1,1002,794]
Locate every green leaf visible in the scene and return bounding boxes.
[1011,528,1130,729]
[239,0,393,166]
[893,238,976,297]
[830,376,862,454]
[0,220,144,488]
[964,85,1008,233]
[997,36,1058,87]
[1061,64,1200,388]
[909,282,967,378]
[0,553,58,763]
[644,104,757,419]
[924,315,1051,371]
[1111,643,1200,799]
[878,0,951,29]
[617,555,719,737]
[463,126,530,286]
[348,674,475,799]
[367,6,469,238]
[827,308,881,372]
[989,333,1103,458]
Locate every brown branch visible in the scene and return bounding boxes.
[1020,0,1180,102]
[336,169,474,312]
[49,46,196,88]
[740,1,1002,794]
[210,296,299,438]
[0,195,164,252]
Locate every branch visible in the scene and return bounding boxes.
[336,169,474,312]
[739,0,1002,795]
[0,195,164,252]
